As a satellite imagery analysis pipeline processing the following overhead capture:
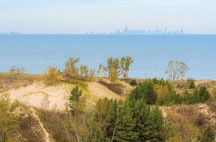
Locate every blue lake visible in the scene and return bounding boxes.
[0,35,216,79]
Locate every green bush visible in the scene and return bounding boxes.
[196,86,211,103]
[189,80,196,89]
[182,86,211,104]
[129,80,157,105]
[130,79,137,86]
[129,79,211,106]
[129,79,183,105]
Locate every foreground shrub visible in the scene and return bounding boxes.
[42,66,61,85]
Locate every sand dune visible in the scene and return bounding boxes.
[2,82,74,110]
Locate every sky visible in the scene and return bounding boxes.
[0,0,215,34]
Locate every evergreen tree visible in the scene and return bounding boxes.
[114,102,138,142]
[69,86,82,102]
[129,80,157,105]
[151,106,166,142]
[189,80,196,89]
[130,79,137,86]
[198,87,211,103]
[69,86,83,115]
[133,99,155,141]
[94,99,120,141]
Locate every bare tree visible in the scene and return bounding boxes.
[165,60,189,80]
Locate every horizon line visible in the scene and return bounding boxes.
[1,33,216,36]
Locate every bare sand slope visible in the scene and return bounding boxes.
[2,82,74,110]
[1,81,126,111]
[88,82,121,100]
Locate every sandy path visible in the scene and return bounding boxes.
[30,108,51,142]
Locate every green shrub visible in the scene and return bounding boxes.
[129,80,157,105]
[130,79,137,86]
[182,86,211,104]
[196,86,211,103]
[129,79,183,106]
[128,79,212,106]
[189,80,196,89]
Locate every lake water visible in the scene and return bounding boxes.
[0,35,216,79]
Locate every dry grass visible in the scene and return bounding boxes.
[0,72,41,93]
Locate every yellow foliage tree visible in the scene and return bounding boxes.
[42,66,61,85]
[110,69,118,82]
[154,84,170,105]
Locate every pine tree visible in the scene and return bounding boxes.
[198,87,211,103]
[94,99,120,141]
[151,106,166,142]
[69,86,83,115]
[114,102,138,142]
[133,99,161,142]
[69,86,82,102]
[129,80,157,105]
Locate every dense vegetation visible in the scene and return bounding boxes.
[61,79,212,141]
[67,86,170,142]
[130,79,211,106]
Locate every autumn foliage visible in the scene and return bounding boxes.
[42,66,61,85]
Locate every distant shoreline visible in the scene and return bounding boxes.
[1,34,216,36]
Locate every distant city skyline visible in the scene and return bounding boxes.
[85,25,185,35]
[0,0,216,34]
[0,25,185,35]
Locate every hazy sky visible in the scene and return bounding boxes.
[0,0,215,34]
